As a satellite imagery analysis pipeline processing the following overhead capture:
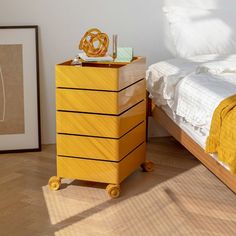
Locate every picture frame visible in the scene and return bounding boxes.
[0,25,41,153]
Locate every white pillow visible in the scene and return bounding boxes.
[163,7,236,58]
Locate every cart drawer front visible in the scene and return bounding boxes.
[56,100,145,138]
[56,57,145,91]
[56,79,145,114]
[57,122,145,161]
[57,142,146,184]
[56,65,118,90]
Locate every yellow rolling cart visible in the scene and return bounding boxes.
[48,57,153,198]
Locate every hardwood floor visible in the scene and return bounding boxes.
[0,137,236,236]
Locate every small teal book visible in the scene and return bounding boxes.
[115,47,133,62]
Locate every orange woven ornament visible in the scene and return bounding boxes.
[79,28,109,57]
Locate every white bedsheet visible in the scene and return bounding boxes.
[147,54,236,172]
[175,73,236,130]
[147,54,236,133]
[196,60,236,74]
[146,54,232,107]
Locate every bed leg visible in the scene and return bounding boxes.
[146,91,152,142]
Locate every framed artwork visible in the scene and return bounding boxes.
[0,25,41,153]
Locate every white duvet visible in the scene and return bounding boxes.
[146,54,236,133]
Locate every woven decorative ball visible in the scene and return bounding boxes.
[79,28,109,57]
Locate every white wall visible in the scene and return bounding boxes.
[0,0,234,143]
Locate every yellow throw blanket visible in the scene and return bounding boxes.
[206,94,236,174]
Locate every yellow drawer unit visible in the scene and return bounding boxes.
[57,121,145,161]
[56,79,145,114]
[56,57,146,90]
[49,57,154,198]
[57,143,146,185]
[56,100,145,138]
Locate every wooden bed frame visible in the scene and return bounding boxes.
[147,95,236,193]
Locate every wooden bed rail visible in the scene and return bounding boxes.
[150,103,236,193]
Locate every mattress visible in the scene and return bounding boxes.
[147,55,236,131]
[146,54,236,171]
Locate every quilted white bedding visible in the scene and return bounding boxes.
[146,54,236,134]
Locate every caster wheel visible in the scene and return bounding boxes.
[106,184,120,199]
[141,161,154,172]
[48,176,61,191]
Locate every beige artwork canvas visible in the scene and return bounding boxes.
[0,44,25,135]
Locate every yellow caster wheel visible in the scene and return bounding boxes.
[106,184,120,199]
[141,161,154,172]
[48,176,61,191]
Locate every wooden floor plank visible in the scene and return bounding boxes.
[0,138,235,236]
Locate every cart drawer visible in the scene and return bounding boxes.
[56,100,145,138]
[56,79,145,114]
[56,57,146,91]
[57,122,145,161]
[57,142,146,184]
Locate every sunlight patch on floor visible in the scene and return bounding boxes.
[40,165,228,235]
